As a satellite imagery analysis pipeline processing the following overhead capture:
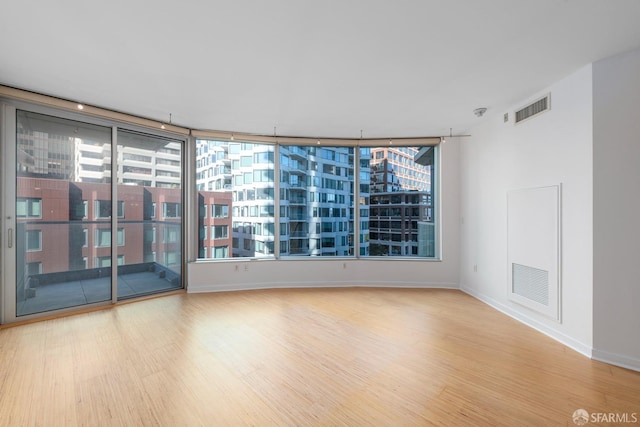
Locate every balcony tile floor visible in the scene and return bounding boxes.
[17,272,181,317]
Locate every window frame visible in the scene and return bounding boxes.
[17,198,42,219]
[94,200,124,219]
[162,202,181,219]
[95,227,125,247]
[212,203,229,218]
[25,229,42,252]
[194,138,439,261]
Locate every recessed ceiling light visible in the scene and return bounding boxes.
[77,104,84,110]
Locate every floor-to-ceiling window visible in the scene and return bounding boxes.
[2,91,438,324]
[195,139,275,259]
[279,145,357,257]
[194,139,438,260]
[366,145,436,257]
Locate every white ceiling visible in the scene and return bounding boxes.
[2,0,640,138]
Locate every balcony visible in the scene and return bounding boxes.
[288,197,307,205]
[289,245,310,255]
[18,263,181,316]
[79,170,105,180]
[155,176,181,185]
[289,167,307,176]
[155,163,180,172]
[287,146,308,160]
[80,157,104,166]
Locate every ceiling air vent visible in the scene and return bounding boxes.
[515,94,550,124]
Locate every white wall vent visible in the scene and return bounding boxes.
[507,185,561,321]
[512,263,549,306]
[515,94,550,124]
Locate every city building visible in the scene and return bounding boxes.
[369,192,432,256]
[17,111,183,187]
[370,147,430,193]
[195,140,370,257]
[197,190,233,259]
[16,177,185,310]
[368,146,435,256]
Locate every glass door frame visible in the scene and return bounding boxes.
[1,99,188,324]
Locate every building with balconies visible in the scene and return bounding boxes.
[368,147,434,256]
[195,141,369,257]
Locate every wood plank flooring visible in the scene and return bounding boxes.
[0,288,638,426]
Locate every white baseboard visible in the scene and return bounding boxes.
[592,348,640,372]
[188,281,459,293]
[461,285,593,358]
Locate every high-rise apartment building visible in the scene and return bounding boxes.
[195,140,370,257]
[370,147,431,192]
[368,146,434,256]
[280,145,367,257]
[74,135,182,188]
[17,112,183,187]
[17,115,76,179]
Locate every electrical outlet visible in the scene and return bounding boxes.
[244,264,249,271]
[473,265,478,273]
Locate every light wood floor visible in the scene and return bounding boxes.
[0,288,638,426]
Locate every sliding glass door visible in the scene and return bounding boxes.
[3,106,184,322]
[115,130,183,300]
[15,110,113,316]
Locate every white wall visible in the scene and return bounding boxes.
[592,48,640,371]
[188,138,460,292]
[459,65,594,356]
